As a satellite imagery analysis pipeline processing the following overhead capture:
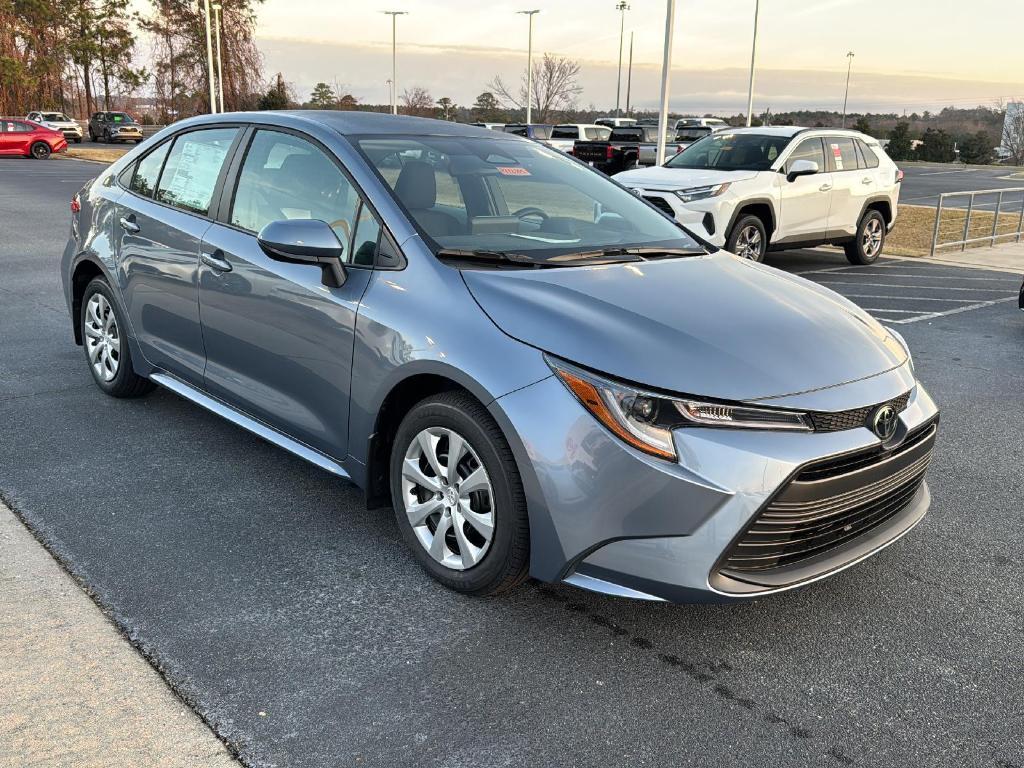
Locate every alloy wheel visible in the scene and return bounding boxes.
[83,293,120,382]
[735,225,763,260]
[862,217,883,258]
[401,427,495,571]
[32,143,50,159]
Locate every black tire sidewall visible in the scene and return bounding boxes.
[31,142,50,160]
[80,278,137,396]
[847,210,885,264]
[728,214,767,262]
[389,394,527,594]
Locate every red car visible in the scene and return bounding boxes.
[0,119,68,159]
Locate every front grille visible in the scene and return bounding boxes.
[718,420,937,578]
[807,391,911,433]
[643,195,675,217]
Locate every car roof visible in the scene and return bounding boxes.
[286,111,504,136]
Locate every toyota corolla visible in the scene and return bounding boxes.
[61,112,938,602]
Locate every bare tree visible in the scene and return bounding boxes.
[488,53,582,123]
[997,100,1024,166]
[401,86,434,117]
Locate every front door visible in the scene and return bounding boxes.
[198,128,379,458]
[116,126,240,383]
[0,121,34,155]
[777,136,833,241]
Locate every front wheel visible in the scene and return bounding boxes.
[845,210,886,264]
[390,391,530,596]
[73,137,82,144]
[80,278,154,398]
[727,214,767,262]
[30,142,51,160]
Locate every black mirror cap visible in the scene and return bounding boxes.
[257,219,347,287]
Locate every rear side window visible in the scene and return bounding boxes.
[856,139,880,168]
[130,142,171,198]
[156,128,238,214]
[827,138,859,172]
[531,125,552,140]
[230,129,360,247]
[786,138,825,173]
[551,127,579,139]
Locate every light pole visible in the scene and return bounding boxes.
[745,0,759,127]
[202,0,217,113]
[386,78,393,109]
[212,2,225,113]
[655,0,675,166]
[382,11,407,115]
[518,10,540,124]
[841,51,854,128]
[625,31,634,116]
[615,2,630,118]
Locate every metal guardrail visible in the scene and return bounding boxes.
[930,187,1024,256]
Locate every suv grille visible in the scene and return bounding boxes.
[643,195,675,217]
[718,420,936,579]
[807,391,911,433]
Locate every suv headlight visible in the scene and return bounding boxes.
[549,358,811,462]
[675,183,730,203]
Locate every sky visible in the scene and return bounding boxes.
[253,0,1023,114]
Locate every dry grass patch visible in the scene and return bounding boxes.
[887,203,1023,257]
[60,146,130,164]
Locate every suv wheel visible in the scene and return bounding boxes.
[80,278,154,398]
[30,142,51,160]
[727,215,767,262]
[845,210,886,265]
[390,391,530,596]
[102,129,110,144]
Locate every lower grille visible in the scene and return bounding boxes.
[643,195,675,217]
[718,421,937,578]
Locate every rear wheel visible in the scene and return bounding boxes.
[726,214,767,262]
[80,278,154,398]
[30,142,51,160]
[845,210,886,264]
[390,391,530,596]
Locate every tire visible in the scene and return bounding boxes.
[726,214,768,262]
[102,130,110,144]
[30,142,51,160]
[88,128,96,141]
[135,139,143,144]
[73,137,81,144]
[845,209,886,265]
[80,277,154,398]
[390,391,530,596]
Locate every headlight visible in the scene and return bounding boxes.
[549,358,811,462]
[675,182,730,203]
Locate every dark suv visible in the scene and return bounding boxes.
[88,112,144,144]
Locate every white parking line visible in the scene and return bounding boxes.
[836,294,981,303]
[816,271,1016,282]
[887,297,1018,324]
[818,281,1017,293]
[862,308,931,314]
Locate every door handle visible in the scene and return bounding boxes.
[201,250,233,273]
[862,177,874,185]
[819,184,833,192]
[119,215,140,234]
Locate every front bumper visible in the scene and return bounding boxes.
[491,368,938,603]
[626,186,730,247]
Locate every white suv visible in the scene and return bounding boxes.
[614,126,902,264]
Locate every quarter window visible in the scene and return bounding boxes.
[785,138,825,173]
[827,137,859,172]
[230,129,360,247]
[350,204,382,266]
[856,139,880,168]
[155,128,238,214]
[130,142,171,198]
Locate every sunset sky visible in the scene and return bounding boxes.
[252,0,1023,114]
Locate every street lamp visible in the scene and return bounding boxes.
[517,10,540,124]
[212,2,225,113]
[745,0,759,127]
[625,31,634,116]
[202,0,217,113]
[382,11,408,115]
[841,51,855,128]
[655,0,675,166]
[615,2,630,118]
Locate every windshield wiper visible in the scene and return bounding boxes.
[567,246,706,261]
[436,248,542,267]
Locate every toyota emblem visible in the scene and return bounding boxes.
[871,404,898,441]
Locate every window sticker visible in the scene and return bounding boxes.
[831,143,844,171]
[497,166,530,176]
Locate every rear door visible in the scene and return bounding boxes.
[115,126,241,383]
[825,136,870,239]
[777,136,833,241]
[197,127,376,458]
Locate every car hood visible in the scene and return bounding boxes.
[461,253,908,402]
[613,166,759,190]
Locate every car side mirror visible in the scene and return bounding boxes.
[257,219,347,288]
[786,159,819,183]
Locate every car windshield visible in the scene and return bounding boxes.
[676,127,712,141]
[41,112,68,122]
[666,132,793,171]
[106,113,134,123]
[354,134,702,265]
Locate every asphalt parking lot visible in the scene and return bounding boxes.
[2,157,1024,768]
[901,163,1024,210]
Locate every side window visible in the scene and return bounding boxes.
[130,141,171,198]
[230,129,359,247]
[350,203,382,267]
[785,138,825,173]
[10,122,33,133]
[827,137,859,172]
[155,128,238,214]
[857,139,880,169]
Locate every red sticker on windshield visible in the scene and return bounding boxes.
[498,166,530,176]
